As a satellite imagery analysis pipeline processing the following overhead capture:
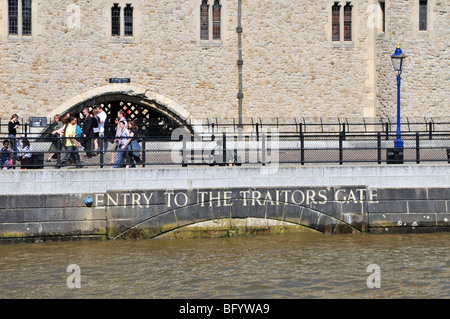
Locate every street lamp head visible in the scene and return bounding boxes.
[391,43,406,74]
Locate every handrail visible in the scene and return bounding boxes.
[0,132,449,169]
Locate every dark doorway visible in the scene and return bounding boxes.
[90,99,180,139]
[45,94,192,139]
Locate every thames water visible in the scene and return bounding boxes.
[0,233,448,299]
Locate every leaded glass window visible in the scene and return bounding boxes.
[332,3,340,41]
[379,1,385,33]
[112,4,121,36]
[124,4,133,36]
[419,0,427,31]
[212,0,221,40]
[8,0,18,35]
[22,0,32,36]
[344,3,352,41]
[200,0,209,40]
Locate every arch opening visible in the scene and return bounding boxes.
[68,94,191,138]
[43,85,194,137]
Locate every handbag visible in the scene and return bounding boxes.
[130,139,141,157]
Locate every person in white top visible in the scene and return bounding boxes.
[96,105,108,154]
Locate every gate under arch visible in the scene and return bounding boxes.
[44,85,195,137]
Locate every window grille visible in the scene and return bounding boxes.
[212,0,221,40]
[111,4,121,36]
[124,4,133,36]
[344,3,352,41]
[8,0,18,35]
[419,0,427,31]
[200,0,209,40]
[22,0,32,36]
[379,1,385,33]
[332,3,340,41]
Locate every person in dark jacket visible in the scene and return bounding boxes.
[8,114,20,152]
[81,108,95,158]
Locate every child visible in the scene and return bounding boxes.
[1,140,12,170]
[18,139,33,169]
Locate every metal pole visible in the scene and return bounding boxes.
[237,0,243,130]
[416,132,420,164]
[222,133,227,165]
[377,132,381,164]
[395,74,403,148]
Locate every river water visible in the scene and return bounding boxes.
[0,233,448,299]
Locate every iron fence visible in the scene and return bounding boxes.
[2,117,450,137]
[1,132,449,170]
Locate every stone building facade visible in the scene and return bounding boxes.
[0,0,448,130]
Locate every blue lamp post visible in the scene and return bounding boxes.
[391,43,406,148]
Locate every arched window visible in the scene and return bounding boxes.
[200,0,209,40]
[212,0,221,40]
[419,0,428,31]
[8,0,18,35]
[379,1,385,33]
[111,4,121,36]
[331,2,340,41]
[8,0,33,36]
[344,3,352,41]
[124,4,133,36]
[22,0,32,35]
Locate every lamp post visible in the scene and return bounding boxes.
[237,0,243,130]
[391,43,406,149]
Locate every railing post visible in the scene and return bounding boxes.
[256,123,259,142]
[385,122,389,140]
[12,137,17,169]
[261,133,266,166]
[57,138,62,167]
[234,135,238,165]
[222,133,227,165]
[377,132,382,164]
[416,132,420,164]
[142,137,146,168]
[428,122,433,140]
[342,123,346,140]
[182,135,187,167]
[191,135,196,164]
[300,132,305,165]
[339,132,343,165]
[99,137,104,168]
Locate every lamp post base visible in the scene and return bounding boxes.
[387,147,404,164]
[395,139,404,148]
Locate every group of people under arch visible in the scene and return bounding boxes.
[1,108,143,170]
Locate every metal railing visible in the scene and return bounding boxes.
[1,132,449,170]
[2,117,450,137]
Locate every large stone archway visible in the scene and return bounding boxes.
[104,187,368,240]
[45,84,196,135]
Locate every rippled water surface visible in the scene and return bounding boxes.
[0,233,448,299]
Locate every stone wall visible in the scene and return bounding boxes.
[376,0,449,119]
[0,165,449,241]
[0,1,448,122]
[1,164,450,195]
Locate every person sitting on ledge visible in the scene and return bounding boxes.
[0,140,12,170]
